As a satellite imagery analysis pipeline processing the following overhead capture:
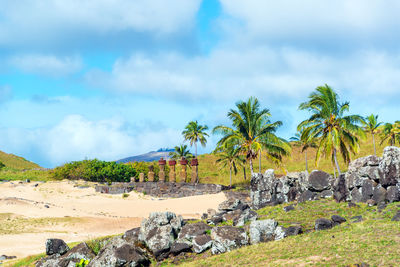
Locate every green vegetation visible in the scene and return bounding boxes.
[182,120,209,157]
[380,121,400,146]
[213,97,290,174]
[51,159,136,183]
[214,142,245,187]
[290,128,317,173]
[298,84,365,176]
[163,199,400,266]
[169,144,194,160]
[362,114,382,156]
[0,150,40,170]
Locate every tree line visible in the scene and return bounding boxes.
[175,84,400,186]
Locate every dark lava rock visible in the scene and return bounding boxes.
[320,190,333,198]
[333,174,349,202]
[391,210,400,221]
[170,242,192,256]
[308,170,331,191]
[350,215,363,223]
[218,199,247,212]
[0,255,16,260]
[351,188,363,203]
[315,218,333,231]
[211,226,249,254]
[192,234,213,254]
[283,205,295,212]
[331,215,346,226]
[361,179,374,202]
[372,185,387,204]
[207,216,223,226]
[45,239,69,256]
[44,204,50,208]
[298,190,316,203]
[123,227,140,243]
[178,222,211,241]
[284,226,303,236]
[386,185,400,203]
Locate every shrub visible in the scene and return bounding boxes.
[51,159,137,183]
[0,161,5,170]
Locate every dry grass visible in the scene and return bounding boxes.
[0,150,40,170]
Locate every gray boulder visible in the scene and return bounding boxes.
[379,146,400,186]
[192,234,213,254]
[250,169,276,209]
[372,185,387,204]
[361,179,374,202]
[218,199,247,212]
[386,185,400,202]
[222,208,258,227]
[350,188,363,203]
[315,218,333,231]
[88,237,149,267]
[123,227,140,243]
[249,219,285,244]
[308,170,331,191]
[177,222,211,245]
[45,239,69,256]
[331,215,346,226]
[283,226,303,236]
[138,212,183,261]
[211,226,249,254]
[169,242,192,256]
[298,190,316,203]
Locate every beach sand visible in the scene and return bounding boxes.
[0,180,226,258]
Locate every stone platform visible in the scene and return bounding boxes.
[95,182,229,198]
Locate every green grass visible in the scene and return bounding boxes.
[0,168,52,182]
[164,199,400,266]
[0,150,40,170]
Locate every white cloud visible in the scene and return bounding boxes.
[0,0,201,47]
[9,54,82,76]
[218,0,400,45]
[0,85,12,103]
[0,115,182,167]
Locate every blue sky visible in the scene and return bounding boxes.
[1,0,400,167]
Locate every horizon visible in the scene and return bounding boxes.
[1,0,400,168]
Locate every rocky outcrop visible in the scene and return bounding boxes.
[250,146,400,208]
[211,226,249,254]
[138,212,183,261]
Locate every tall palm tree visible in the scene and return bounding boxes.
[290,129,317,172]
[168,144,193,160]
[298,84,364,175]
[214,142,245,187]
[380,121,400,146]
[362,114,382,156]
[213,97,291,174]
[182,121,209,157]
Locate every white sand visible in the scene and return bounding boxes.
[0,180,226,258]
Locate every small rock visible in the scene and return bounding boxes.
[207,208,217,218]
[45,239,69,256]
[283,205,295,212]
[0,255,16,261]
[284,226,303,236]
[366,199,376,206]
[33,183,39,187]
[391,210,400,221]
[331,215,346,226]
[207,216,223,226]
[320,190,333,198]
[348,202,359,208]
[201,213,208,220]
[192,234,213,254]
[44,204,50,208]
[350,215,363,223]
[170,242,192,256]
[25,179,31,183]
[315,218,333,231]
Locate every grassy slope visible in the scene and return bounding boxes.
[198,134,388,186]
[171,199,400,266]
[0,150,40,170]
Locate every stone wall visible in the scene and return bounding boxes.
[251,146,400,209]
[95,182,228,198]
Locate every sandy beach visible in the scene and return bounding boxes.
[0,180,226,259]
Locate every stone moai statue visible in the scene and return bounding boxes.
[180,157,188,183]
[148,165,155,182]
[130,177,136,183]
[139,172,145,182]
[191,158,199,184]
[158,157,166,182]
[168,160,177,183]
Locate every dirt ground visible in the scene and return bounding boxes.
[0,180,226,258]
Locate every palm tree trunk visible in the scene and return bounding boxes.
[243,167,247,180]
[333,166,336,179]
[249,158,254,174]
[195,142,197,158]
[333,148,341,175]
[305,150,308,173]
[372,133,376,156]
[229,166,232,188]
[259,150,261,173]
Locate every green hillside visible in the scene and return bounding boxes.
[0,150,40,170]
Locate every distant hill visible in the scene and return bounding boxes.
[116,148,174,163]
[0,150,41,170]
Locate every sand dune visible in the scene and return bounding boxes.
[0,180,226,258]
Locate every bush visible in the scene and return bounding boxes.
[0,161,5,170]
[51,159,137,183]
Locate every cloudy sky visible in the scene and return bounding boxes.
[1,0,400,167]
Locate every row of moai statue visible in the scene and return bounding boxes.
[136,157,199,183]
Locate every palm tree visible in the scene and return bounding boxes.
[214,142,245,187]
[380,121,400,146]
[182,121,209,158]
[213,97,291,174]
[362,114,382,156]
[298,84,364,175]
[168,144,194,160]
[290,129,317,172]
